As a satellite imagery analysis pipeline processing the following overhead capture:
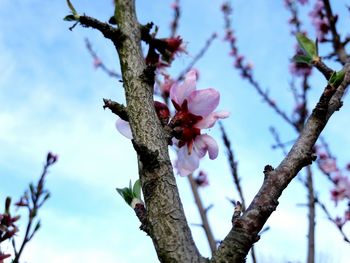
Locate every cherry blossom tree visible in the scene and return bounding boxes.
[1,0,350,262]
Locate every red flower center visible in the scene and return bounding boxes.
[170,99,203,151]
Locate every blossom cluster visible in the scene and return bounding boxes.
[335,206,350,229]
[0,198,19,262]
[316,145,350,212]
[145,36,186,69]
[221,2,253,80]
[116,70,229,176]
[309,0,330,42]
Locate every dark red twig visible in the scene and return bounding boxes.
[169,0,180,38]
[12,152,57,263]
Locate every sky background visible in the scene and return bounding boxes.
[0,0,350,262]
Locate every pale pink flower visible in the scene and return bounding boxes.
[158,72,176,99]
[170,70,229,176]
[345,210,350,221]
[330,175,350,205]
[320,158,338,173]
[115,70,229,177]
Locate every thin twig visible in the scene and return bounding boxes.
[188,174,217,253]
[322,0,348,64]
[169,0,180,38]
[176,32,217,81]
[85,38,121,79]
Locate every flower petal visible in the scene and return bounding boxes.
[193,134,218,159]
[188,88,220,117]
[116,119,133,139]
[170,70,197,106]
[195,111,230,129]
[176,145,200,176]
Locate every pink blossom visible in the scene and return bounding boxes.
[195,170,209,187]
[334,216,344,228]
[345,210,350,221]
[161,36,186,62]
[330,175,350,205]
[93,57,102,69]
[158,73,176,99]
[115,70,229,177]
[171,0,179,9]
[170,70,229,176]
[309,0,330,42]
[319,158,338,173]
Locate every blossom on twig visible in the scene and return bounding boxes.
[170,70,229,176]
[116,70,229,177]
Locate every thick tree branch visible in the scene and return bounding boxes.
[113,1,204,262]
[211,62,350,262]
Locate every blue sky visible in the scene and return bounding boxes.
[0,0,350,262]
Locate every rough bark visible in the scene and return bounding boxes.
[113,1,205,262]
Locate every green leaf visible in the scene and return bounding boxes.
[116,187,129,198]
[63,15,77,21]
[66,0,77,16]
[328,70,345,86]
[123,191,134,205]
[293,54,312,65]
[296,33,317,58]
[116,187,134,206]
[132,180,141,199]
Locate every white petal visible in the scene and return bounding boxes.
[188,89,220,117]
[115,119,133,139]
[170,70,197,106]
[195,111,230,129]
[176,145,200,176]
[193,134,219,159]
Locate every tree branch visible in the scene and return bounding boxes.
[79,16,121,47]
[211,62,350,262]
[113,1,205,262]
[322,0,348,64]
